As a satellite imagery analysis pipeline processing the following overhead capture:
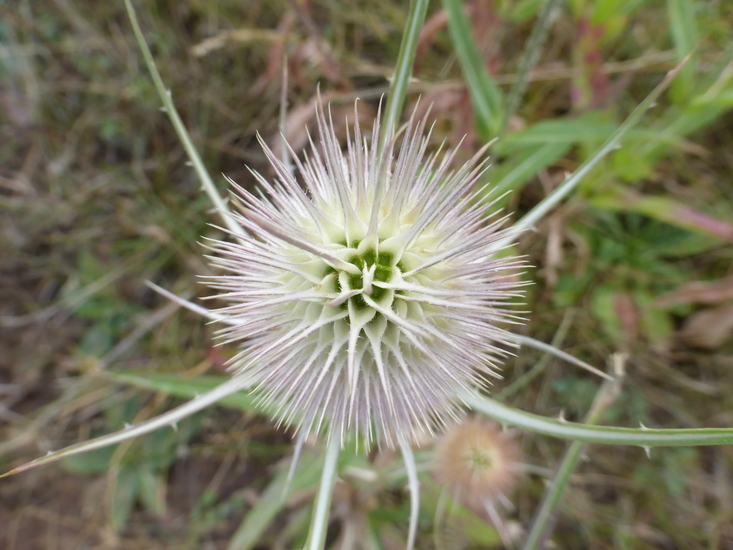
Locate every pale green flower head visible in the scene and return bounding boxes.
[205,103,526,449]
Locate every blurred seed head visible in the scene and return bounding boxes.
[204,103,526,449]
[434,417,522,510]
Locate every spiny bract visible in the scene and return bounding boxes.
[205,104,525,449]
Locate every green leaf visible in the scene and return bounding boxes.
[110,466,139,532]
[136,464,167,517]
[421,479,502,547]
[228,452,323,550]
[491,143,570,202]
[590,286,624,345]
[634,291,674,350]
[667,0,699,103]
[101,371,264,413]
[590,191,733,242]
[610,144,655,181]
[552,272,594,308]
[442,0,504,139]
[501,115,664,153]
[61,445,116,475]
[506,0,544,23]
[501,117,617,150]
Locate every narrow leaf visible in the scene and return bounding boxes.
[508,55,691,240]
[228,452,323,550]
[666,0,699,103]
[443,0,504,139]
[2,374,253,478]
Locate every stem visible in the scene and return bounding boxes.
[499,310,574,400]
[523,356,624,550]
[507,55,691,240]
[123,0,246,238]
[511,333,613,381]
[2,374,254,477]
[400,439,420,550]
[378,0,429,154]
[467,392,733,447]
[305,436,340,550]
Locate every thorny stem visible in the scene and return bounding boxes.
[123,0,246,239]
[506,54,692,242]
[523,355,625,550]
[0,374,254,477]
[466,391,733,447]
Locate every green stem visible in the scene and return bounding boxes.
[399,439,420,550]
[379,0,429,154]
[123,0,245,238]
[305,436,340,550]
[510,55,691,237]
[523,361,623,550]
[498,310,574,400]
[467,393,733,447]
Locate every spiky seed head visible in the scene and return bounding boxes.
[434,417,521,509]
[204,103,525,449]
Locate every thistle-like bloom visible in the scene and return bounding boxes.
[205,104,525,449]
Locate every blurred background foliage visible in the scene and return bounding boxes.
[1,0,732,548]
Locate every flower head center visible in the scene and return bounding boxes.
[468,446,498,472]
[328,244,403,310]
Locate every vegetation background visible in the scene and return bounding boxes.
[1,0,732,548]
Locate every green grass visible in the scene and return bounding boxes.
[1,0,733,548]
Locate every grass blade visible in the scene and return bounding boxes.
[228,452,322,550]
[501,0,561,136]
[667,0,699,102]
[510,56,691,237]
[443,0,504,139]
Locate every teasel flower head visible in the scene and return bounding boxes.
[205,103,526,450]
[434,417,522,510]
